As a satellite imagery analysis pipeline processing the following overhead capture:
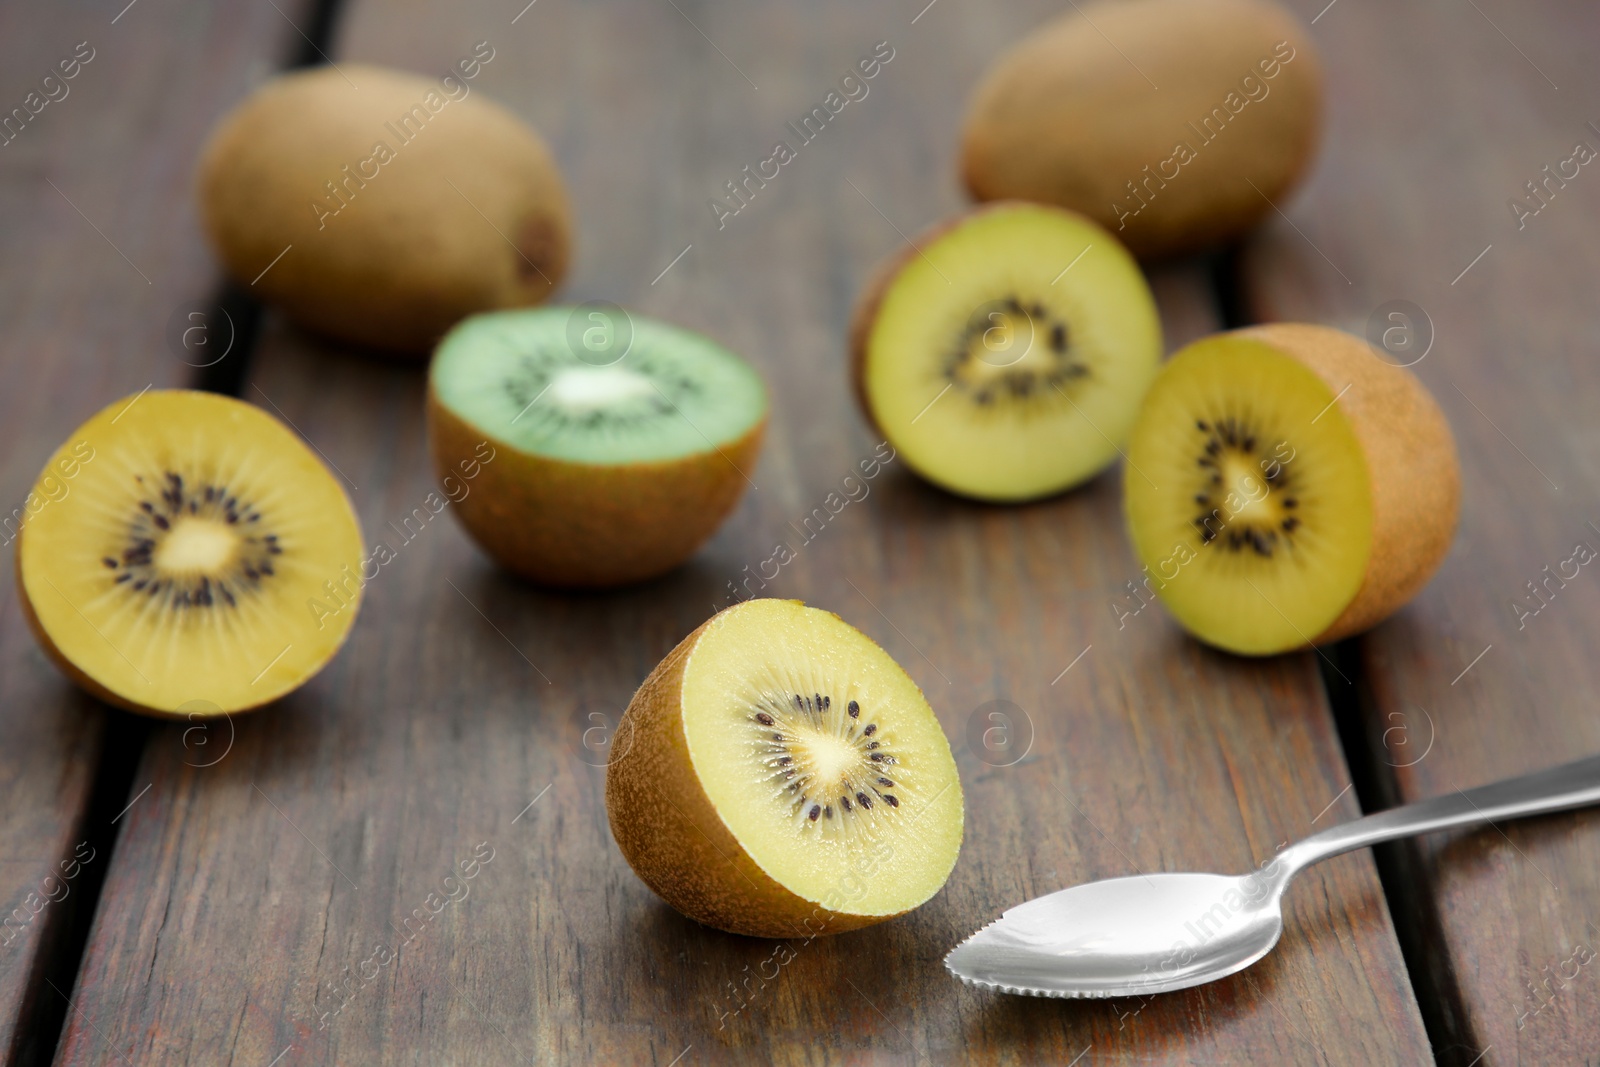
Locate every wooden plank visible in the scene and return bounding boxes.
[59,1,1428,1062]
[0,2,312,1061]
[1236,1,1600,1062]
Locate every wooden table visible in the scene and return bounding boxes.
[2,0,1595,1063]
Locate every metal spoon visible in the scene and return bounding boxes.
[946,753,1600,998]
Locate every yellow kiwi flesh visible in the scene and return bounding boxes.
[1124,326,1459,655]
[16,391,364,717]
[606,599,964,938]
[961,0,1322,259]
[852,202,1161,502]
[198,64,571,354]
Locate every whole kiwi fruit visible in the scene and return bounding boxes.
[198,63,571,354]
[960,0,1322,260]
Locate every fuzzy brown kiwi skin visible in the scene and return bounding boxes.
[1238,323,1461,645]
[959,0,1323,260]
[848,200,1074,444]
[198,64,572,356]
[427,390,765,589]
[13,538,291,720]
[604,606,900,938]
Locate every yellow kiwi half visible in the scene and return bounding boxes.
[606,599,965,938]
[850,202,1162,502]
[1124,325,1459,655]
[16,391,364,717]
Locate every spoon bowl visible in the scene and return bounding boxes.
[947,754,1600,999]
[946,870,1287,998]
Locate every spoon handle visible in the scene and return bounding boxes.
[1282,753,1600,875]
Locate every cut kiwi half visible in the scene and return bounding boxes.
[1124,324,1459,655]
[16,390,364,717]
[428,306,767,587]
[606,599,964,938]
[850,201,1162,501]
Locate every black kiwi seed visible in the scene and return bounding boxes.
[847,700,859,718]
[755,712,774,726]
[808,805,821,821]
[883,795,899,808]
[111,470,282,613]
[857,792,872,810]
[863,723,876,737]
[841,796,853,812]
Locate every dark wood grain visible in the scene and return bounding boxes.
[53,1,1429,1063]
[0,2,310,1061]
[1237,1,1600,1063]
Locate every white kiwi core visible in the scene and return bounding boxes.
[155,518,241,574]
